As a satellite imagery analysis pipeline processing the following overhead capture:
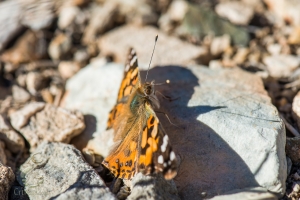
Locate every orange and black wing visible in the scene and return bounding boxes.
[106,48,141,130]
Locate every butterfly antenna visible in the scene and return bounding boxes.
[145,35,158,83]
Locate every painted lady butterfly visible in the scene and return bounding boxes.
[102,47,177,180]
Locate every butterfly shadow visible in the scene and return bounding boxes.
[141,65,260,199]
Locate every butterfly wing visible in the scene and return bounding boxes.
[103,107,177,180]
[107,48,141,130]
[138,107,177,180]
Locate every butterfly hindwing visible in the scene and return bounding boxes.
[138,111,177,180]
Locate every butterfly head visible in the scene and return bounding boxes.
[142,81,160,109]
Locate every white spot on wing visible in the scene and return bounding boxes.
[170,151,176,161]
[131,49,135,54]
[161,135,169,152]
[158,155,164,164]
[125,64,130,71]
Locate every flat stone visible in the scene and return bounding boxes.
[0,114,25,154]
[263,54,300,78]
[10,102,85,151]
[17,142,115,200]
[12,85,31,103]
[63,61,286,199]
[215,1,254,25]
[98,25,208,68]
[210,187,278,200]
[0,162,15,200]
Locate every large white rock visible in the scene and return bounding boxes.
[63,61,287,199]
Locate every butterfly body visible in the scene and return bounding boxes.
[102,48,177,180]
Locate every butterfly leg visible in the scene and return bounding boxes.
[155,110,183,129]
[155,91,180,102]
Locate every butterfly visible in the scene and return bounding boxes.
[102,48,177,180]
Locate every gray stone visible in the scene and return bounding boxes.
[98,25,208,68]
[0,114,25,154]
[63,61,286,199]
[215,1,254,25]
[128,173,179,200]
[0,162,15,200]
[10,102,85,151]
[17,142,115,200]
[12,85,31,103]
[263,54,300,78]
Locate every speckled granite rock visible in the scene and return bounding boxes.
[17,142,115,200]
[0,162,15,200]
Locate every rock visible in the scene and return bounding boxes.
[116,0,158,26]
[266,43,282,55]
[63,61,286,198]
[62,60,121,153]
[293,91,300,130]
[74,49,90,65]
[233,47,249,64]
[0,163,15,200]
[210,187,278,200]
[288,27,300,45]
[0,141,7,165]
[0,30,48,66]
[98,25,208,68]
[210,34,231,56]
[26,72,45,95]
[10,102,85,150]
[0,114,25,154]
[128,173,179,200]
[58,61,81,79]
[286,137,300,165]
[20,0,57,30]
[82,2,118,44]
[12,85,30,103]
[17,142,115,200]
[159,1,249,46]
[58,5,81,30]
[209,60,223,70]
[0,0,24,51]
[10,102,45,130]
[48,33,72,60]
[215,1,254,25]
[263,54,300,78]
[264,0,300,26]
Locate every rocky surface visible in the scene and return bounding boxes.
[63,61,286,199]
[0,162,15,200]
[10,102,85,150]
[0,114,25,154]
[2,0,300,199]
[17,142,115,200]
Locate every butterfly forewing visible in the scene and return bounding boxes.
[107,48,141,130]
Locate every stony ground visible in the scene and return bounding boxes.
[1,0,300,199]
